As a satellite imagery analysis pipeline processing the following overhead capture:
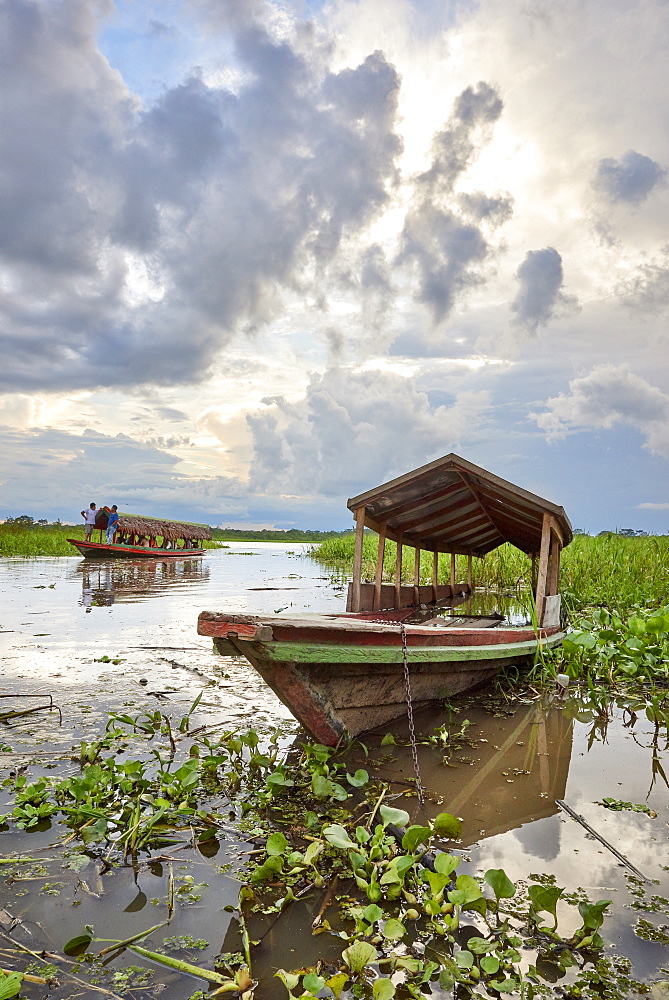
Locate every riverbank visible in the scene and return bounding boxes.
[0,523,346,557]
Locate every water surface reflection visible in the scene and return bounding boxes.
[78,557,211,608]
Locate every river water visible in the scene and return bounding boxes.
[0,545,667,997]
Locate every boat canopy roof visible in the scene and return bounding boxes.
[347,453,572,556]
[117,513,211,542]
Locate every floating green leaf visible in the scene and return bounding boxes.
[467,936,495,954]
[480,954,500,975]
[362,903,384,924]
[401,825,431,853]
[326,973,349,999]
[432,812,462,838]
[484,868,516,901]
[63,932,92,955]
[382,918,405,941]
[323,824,355,850]
[342,940,377,975]
[379,805,410,828]
[434,852,460,876]
[275,969,301,995]
[0,974,23,1000]
[302,972,326,995]
[372,978,396,1000]
[266,832,288,856]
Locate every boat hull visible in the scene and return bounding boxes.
[198,611,563,744]
[68,539,206,559]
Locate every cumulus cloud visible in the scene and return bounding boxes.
[592,149,666,205]
[397,83,512,326]
[245,366,491,496]
[0,425,245,522]
[0,0,402,391]
[616,245,669,313]
[510,248,579,335]
[530,365,669,456]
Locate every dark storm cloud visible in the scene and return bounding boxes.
[0,0,401,391]
[510,247,579,334]
[397,83,512,326]
[593,149,666,205]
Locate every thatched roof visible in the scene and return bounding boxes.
[116,513,211,542]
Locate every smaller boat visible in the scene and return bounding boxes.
[68,512,211,559]
[198,454,572,744]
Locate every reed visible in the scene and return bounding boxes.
[313,533,669,611]
[0,524,85,557]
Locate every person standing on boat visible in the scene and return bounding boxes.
[106,505,119,544]
[82,503,97,540]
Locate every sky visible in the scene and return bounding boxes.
[1,0,668,533]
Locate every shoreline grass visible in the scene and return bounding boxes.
[0,523,345,557]
[312,532,669,612]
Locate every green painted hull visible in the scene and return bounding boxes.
[218,630,565,745]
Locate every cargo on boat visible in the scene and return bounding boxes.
[68,512,211,559]
[198,454,572,744]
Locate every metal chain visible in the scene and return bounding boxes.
[400,623,425,806]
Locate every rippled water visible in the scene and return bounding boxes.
[0,543,343,745]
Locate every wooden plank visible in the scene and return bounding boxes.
[350,507,365,613]
[393,495,481,535]
[365,479,466,523]
[373,523,387,612]
[535,512,551,626]
[413,541,421,606]
[548,526,560,596]
[450,551,456,590]
[432,549,439,602]
[394,538,403,610]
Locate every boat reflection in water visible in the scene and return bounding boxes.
[217,702,574,986]
[77,558,210,610]
[410,701,574,845]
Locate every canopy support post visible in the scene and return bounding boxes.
[432,550,439,603]
[351,507,365,613]
[373,524,387,613]
[394,538,403,610]
[467,553,473,591]
[535,513,551,627]
[450,552,456,594]
[413,542,421,606]
[548,531,561,597]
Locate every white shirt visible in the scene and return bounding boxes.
[85,509,97,525]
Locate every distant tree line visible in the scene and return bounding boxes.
[1,517,664,539]
[209,527,353,541]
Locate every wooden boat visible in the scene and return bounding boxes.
[68,512,211,559]
[198,454,572,744]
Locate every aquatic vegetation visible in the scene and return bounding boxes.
[0,700,628,999]
[313,533,669,612]
[596,797,658,817]
[0,522,84,557]
[549,605,669,689]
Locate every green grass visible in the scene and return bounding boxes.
[0,524,224,557]
[312,533,669,612]
[0,523,86,557]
